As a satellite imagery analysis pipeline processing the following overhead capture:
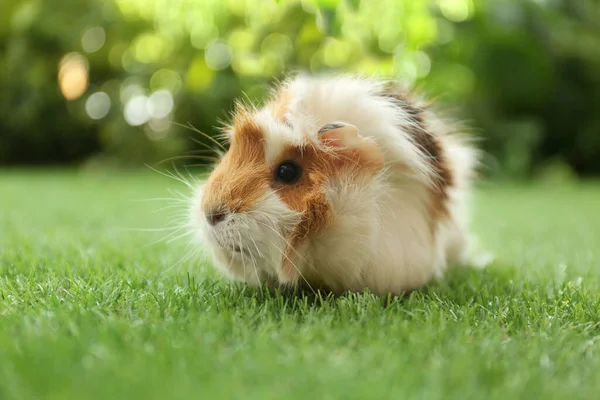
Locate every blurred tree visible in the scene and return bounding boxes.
[426,0,600,178]
[0,0,598,178]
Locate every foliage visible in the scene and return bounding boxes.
[2,171,600,398]
[1,0,599,177]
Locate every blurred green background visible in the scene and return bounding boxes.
[1,0,598,179]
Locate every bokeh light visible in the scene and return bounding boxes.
[124,95,149,126]
[120,77,145,104]
[205,41,233,70]
[190,18,218,50]
[147,90,174,119]
[133,33,173,64]
[85,92,111,120]
[439,0,473,23]
[81,26,106,53]
[150,69,182,93]
[147,117,171,141]
[58,53,89,101]
[322,38,352,68]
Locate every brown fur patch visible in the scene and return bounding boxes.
[380,84,453,225]
[272,144,333,283]
[274,133,384,282]
[201,110,268,214]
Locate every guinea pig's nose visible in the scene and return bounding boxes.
[206,211,226,226]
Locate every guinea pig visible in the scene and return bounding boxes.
[189,74,478,296]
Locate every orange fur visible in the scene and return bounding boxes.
[201,110,268,215]
[273,126,385,283]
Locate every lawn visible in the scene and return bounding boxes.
[1,170,599,400]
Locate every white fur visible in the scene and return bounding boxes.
[191,185,299,285]
[191,74,478,296]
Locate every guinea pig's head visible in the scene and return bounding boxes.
[191,103,384,288]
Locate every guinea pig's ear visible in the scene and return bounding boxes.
[318,122,384,170]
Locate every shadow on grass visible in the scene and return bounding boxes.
[113,263,600,332]
[201,263,522,311]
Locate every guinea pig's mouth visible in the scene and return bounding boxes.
[231,245,246,253]
[213,237,253,256]
[227,245,253,257]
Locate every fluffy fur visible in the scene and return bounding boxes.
[190,74,478,296]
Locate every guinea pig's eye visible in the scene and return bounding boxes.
[275,161,302,185]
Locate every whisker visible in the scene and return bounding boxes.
[141,225,189,248]
[166,229,195,244]
[263,234,315,295]
[129,197,189,203]
[188,136,220,153]
[151,203,189,214]
[187,148,220,155]
[247,234,264,259]
[161,244,199,276]
[166,187,194,199]
[120,226,182,232]
[145,164,195,190]
[252,217,306,262]
[238,221,266,286]
[186,164,216,169]
[173,121,227,152]
[155,155,219,166]
[236,231,249,283]
[171,163,195,188]
[237,230,261,288]
[248,250,261,291]
[244,215,314,294]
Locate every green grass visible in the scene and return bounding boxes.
[1,170,600,400]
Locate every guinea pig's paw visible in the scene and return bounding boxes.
[318,122,384,170]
